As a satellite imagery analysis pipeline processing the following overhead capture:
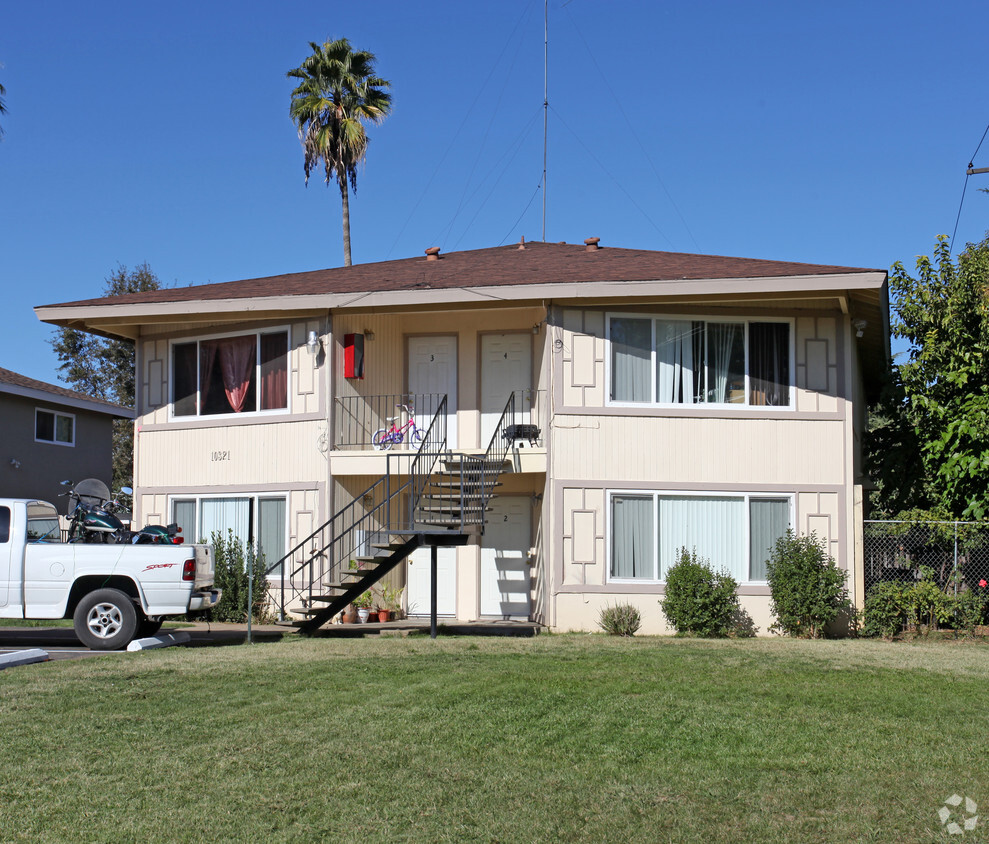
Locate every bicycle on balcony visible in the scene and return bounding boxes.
[371,404,423,450]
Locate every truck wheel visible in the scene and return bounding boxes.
[137,618,164,637]
[73,589,138,650]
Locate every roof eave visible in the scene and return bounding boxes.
[35,271,890,339]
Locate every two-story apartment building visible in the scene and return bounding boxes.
[35,239,889,633]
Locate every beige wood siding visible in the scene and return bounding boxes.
[135,419,326,489]
[551,415,845,486]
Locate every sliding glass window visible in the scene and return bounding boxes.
[609,316,791,408]
[609,491,792,583]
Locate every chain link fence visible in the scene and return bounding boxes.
[863,520,989,597]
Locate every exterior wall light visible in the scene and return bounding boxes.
[306,330,321,357]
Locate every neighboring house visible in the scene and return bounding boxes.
[35,238,889,633]
[0,367,132,506]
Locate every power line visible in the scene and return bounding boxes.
[950,119,989,254]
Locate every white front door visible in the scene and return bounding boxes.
[406,544,456,617]
[408,336,457,447]
[480,333,531,447]
[480,496,531,619]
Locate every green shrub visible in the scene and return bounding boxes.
[907,568,952,629]
[864,575,988,638]
[862,581,911,638]
[197,530,272,623]
[597,603,641,637]
[953,586,989,634]
[766,532,851,638]
[660,549,739,637]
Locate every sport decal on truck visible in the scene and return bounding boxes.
[142,563,178,572]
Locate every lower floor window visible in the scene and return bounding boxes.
[610,491,791,583]
[172,495,287,574]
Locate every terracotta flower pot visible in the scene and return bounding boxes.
[367,610,379,623]
[377,609,392,623]
[342,604,358,624]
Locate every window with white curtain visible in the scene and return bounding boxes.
[608,315,791,407]
[609,491,792,583]
[172,494,287,574]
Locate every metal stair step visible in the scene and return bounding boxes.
[309,593,354,603]
[417,516,486,527]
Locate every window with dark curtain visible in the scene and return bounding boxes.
[200,337,256,415]
[172,342,198,416]
[749,322,790,406]
[260,332,288,410]
[0,507,9,543]
[173,331,288,416]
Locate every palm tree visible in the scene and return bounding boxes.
[287,39,392,267]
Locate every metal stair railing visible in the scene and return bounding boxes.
[266,396,448,621]
[476,392,518,519]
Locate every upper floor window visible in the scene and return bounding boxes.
[35,408,75,445]
[608,316,791,408]
[172,330,289,417]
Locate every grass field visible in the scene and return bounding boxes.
[0,634,987,843]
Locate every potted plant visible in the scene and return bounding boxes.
[374,584,404,623]
[354,590,373,623]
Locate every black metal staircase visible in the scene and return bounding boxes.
[266,393,524,634]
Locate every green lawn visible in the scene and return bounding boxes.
[0,635,987,843]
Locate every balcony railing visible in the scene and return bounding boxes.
[335,393,444,450]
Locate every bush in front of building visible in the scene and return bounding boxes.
[597,603,642,636]
[766,531,851,638]
[195,530,272,623]
[660,549,739,637]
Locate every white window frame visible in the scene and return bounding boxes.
[34,408,75,446]
[168,326,292,420]
[606,489,794,585]
[605,313,795,410]
[169,493,289,577]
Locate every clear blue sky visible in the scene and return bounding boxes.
[2,0,988,386]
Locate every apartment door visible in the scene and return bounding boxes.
[480,496,531,618]
[406,544,457,617]
[408,336,457,447]
[480,333,531,447]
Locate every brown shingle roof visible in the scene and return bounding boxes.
[0,367,131,416]
[37,242,883,309]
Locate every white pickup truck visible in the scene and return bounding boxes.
[0,498,220,650]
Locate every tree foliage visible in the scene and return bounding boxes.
[287,38,392,267]
[50,263,162,490]
[868,234,989,519]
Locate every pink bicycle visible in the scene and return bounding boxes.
[372,404,423,450]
